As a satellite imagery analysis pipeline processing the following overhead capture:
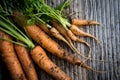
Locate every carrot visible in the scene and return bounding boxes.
[71,19,100,26]
[70,25,100,44]
[14,44,38,80]
[50,20,79,54]
[31,46,71,80]
[66,29,91,57]
[50,27,79,53]
[37,23,50,34]
[0,30,27,80]
[66,29,91,48]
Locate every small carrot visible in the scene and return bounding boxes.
[0,30,27,80]
[14,44,38,80]
[50,27,79,53]
[66,30,92,57]
[70,25,100,44]
[50,20,79,54]
[71,19,100,26]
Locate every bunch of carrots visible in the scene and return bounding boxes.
[0,0,100,80]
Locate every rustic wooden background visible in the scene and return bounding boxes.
[0,0,120,80]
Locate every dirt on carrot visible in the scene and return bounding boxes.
[14,44,38,80]
[0,30,27,80]
[31,46,71,80]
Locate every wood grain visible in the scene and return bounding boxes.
[43,0,120,80]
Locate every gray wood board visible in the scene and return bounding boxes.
[38,0,120,80]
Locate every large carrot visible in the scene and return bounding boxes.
[71,19,100,26]
[14,44,38,80]
[0,30,27,80]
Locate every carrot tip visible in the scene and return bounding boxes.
[89,21,100,25]
[79,62,93,71]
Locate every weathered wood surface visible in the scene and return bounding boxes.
[0,0,120,80]
[41,0,120,80]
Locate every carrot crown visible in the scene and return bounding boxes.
[0,15,35,50]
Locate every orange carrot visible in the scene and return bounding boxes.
[14,44,38,80]
[0,31,27,80]
[70,25,100,44]
[31,46,71,80]
[50,20,79,54]
[66,29,91,48]
[72,19,100,26]
[49,27,78,53]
